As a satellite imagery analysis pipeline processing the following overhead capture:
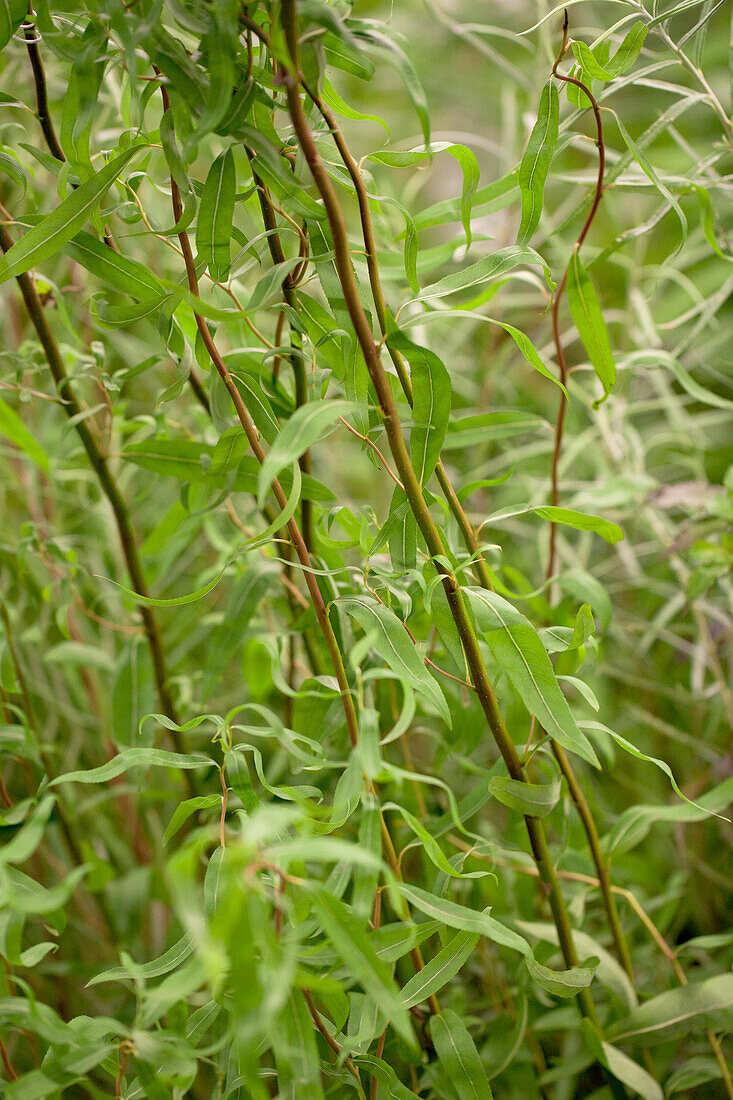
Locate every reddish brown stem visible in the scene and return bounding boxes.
[546,14,606,581]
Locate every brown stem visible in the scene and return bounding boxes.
[0,219,191,781]
[306,86,496,592]
[246,150,313,549]
[302,989,365,1095]
[547,13,606,581]
[280,0,598,1029]
[24,17,65,163]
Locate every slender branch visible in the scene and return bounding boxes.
[279,0,600,1031]
[0,218,191,780]
[546,10,606,581]
[24,18,65,163]
[246,149,313,548]
[306,85,496,592]
[158,93,440,1021]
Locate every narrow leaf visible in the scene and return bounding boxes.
[526,955,598,998]
[0,396,49,472]
[393,883,531,958]
[606,974,733,1044]
[389,333,451,485]
[257,399,354,506]
[431,1008,494,1099]
[488,775,561,818]
[566,252,616,405]
[196,148,236,282]
[400,930,479,1008]
[338,595,451,726]
[50,748,213,785]
[465,588,599,766]
[312,888,414,1046]
[534,506,623,544]
[0,145,146,284]
[517,81,559,243]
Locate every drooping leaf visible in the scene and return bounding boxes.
[526,955,598,998]
[413,245,553,303]
[392,883,531,958]
[311,888,415,1046]
[606,974,733,1044]
[464,588,599,766]
[400,930,479,1008]
[0,395,50,472]
[0,0,26,52]
[534,506,623,544]
[0,145,146,284]
[488,775,561,818]
[196,148,236,282]
[517,80,559,244]
[50,748,213,785]
[388,332,451,485]
[430,1008,494,1099]
[257,399,355,506]
[338,595,451,726]
[566,252,616,406]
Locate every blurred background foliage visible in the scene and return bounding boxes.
[0,0,731,1096]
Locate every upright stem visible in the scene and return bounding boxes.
[308,89,495,591]
[0,599,117,940]
[280,0,598,1029]
[0,221,190,778]
[547,12,606,581]
[245,150,313,548]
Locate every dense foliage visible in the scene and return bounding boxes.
[0,1,731,1096]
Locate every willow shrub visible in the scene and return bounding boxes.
[0,1,732,1097]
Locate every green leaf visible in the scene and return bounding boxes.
[0,796,55,865]
[0,145,146,284]
[64,230,166,301]
[196,148,236,282]
[392,883,531,958]
[413,245,552,303]
[604,774,733,854]
[584,722,730,823]
[488,775,561,818]
[566,252,616,406]
[526,955,598,998]
[98,568,227,608]
[517,921,636,1011]
[431,1008,494,1099]
[257,399,354,506]
[338,595,451,726]
[87,934,195,987]
[611,111,687,242]
[369,142,479,247]
[388,333,451,485]
[272,994,326,1099]
[355,1055,415,1100]
[50,748,212,786]
[112,640,155,746]
[0,0,26,52]
[163,795,221,844]
[571,22,648,81]
[606,974,733,1044]
[464,588,599,766]
[0,395,50,473]
[321,76,390,137]
[600,1041,663,1100]
[311,888,415,1046]
[400,930,479,1008]
[534,506,623,544]
[517,81,559,244]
